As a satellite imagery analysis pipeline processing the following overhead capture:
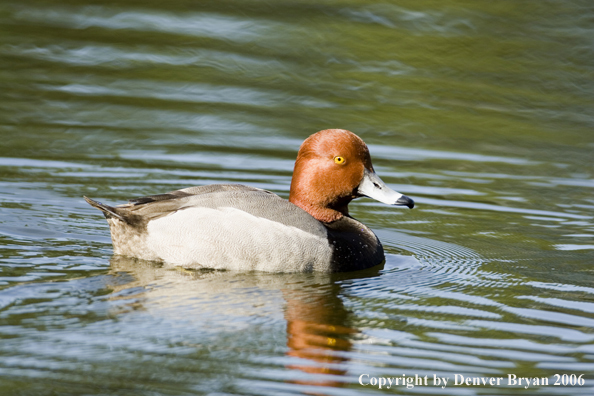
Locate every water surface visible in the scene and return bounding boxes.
[1,0,593,394]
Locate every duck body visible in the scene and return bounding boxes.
[86,184,383,272]
[86,129,413,272]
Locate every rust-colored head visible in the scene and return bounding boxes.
[289,129,374,223]
[289,129,415,222]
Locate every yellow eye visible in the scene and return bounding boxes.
[334,156,346,165]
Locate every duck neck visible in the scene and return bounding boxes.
[290,198,345,223]
[289,155,353,223]
[289,182,353,223]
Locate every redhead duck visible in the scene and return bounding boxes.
[85,129,414,272]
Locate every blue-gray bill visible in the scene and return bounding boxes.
[357,168,414,209]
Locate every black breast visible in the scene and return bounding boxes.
[324,216,385,272]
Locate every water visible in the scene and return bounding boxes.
[1,0,593,394]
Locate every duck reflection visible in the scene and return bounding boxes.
[107,256,382,389]
[284,283,356,387]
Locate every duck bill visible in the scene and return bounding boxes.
[357,168,414,209]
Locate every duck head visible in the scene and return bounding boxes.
[289,129,414,223]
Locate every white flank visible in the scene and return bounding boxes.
[145,207,332,272]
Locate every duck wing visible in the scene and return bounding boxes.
[86,184,325,235]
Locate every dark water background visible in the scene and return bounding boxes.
[1,0,593,394]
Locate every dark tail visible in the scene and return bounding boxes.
[84,196,126,222]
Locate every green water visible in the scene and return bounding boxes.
[1,0,593,395]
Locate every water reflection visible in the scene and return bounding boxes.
[107,256,382,389]
[284,283,355,388]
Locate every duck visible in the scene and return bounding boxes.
[85,129,414,272]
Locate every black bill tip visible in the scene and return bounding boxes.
[396,195,414,209]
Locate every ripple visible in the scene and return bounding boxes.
[339,4,475,35]
[0,157,90,169]
[378,230,484,283]
[40,81,334,109]
[528,282,594,295]
[516,296,594,314]
[555,244,594,251]
[465,320,594,343]
[3,44,289,77]
[415,197,590,220]
[369,144,537,165]
[14,6,273,42]
[16,100,266,135]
